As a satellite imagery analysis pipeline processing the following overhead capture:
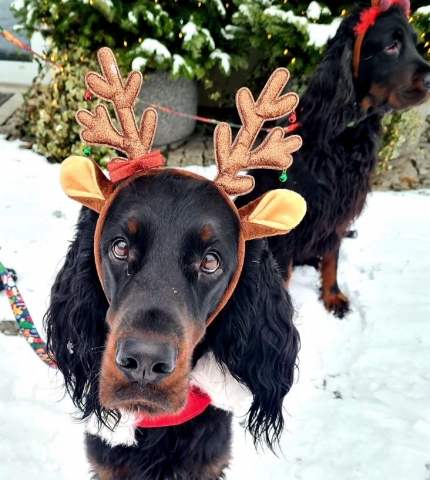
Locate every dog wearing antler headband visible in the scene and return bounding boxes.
[46,47,306,479]
[237,0,430,318]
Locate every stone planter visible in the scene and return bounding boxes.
[136,71,198,151]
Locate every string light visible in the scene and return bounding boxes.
[225,3,229,8]
[198,1,201,5]
[267,33,272,39]
[284,0,288,3]
[425,41,429,48]
[421,33,425,38]
[283,48,288,55]
[42,53,46,59]
[124,40,127,47]
[50,55,55,61]
[138,37,142,43]
[291,57,296,64]
[341,9,347,16]
[90,0,93,4]
[408,16,413,23]
[179,32,183,38]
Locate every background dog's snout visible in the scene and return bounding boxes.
[115,338,177,385]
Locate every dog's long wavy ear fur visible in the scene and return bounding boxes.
[210,238,300,451]
[44,207,110,423]
[295,7,362,145]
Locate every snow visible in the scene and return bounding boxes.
[182,21,198,42]
[210,49,231,74]
[307,19,342,48]
[1,137,430,479]
[140,38,171,60]
[212,0,226,16]
[202,27,216,50]
[307,1,323,20]
[307,1,331,19]
[172,54,192,76]
[144,10,154,22]
[417,6,430,14]
[10,0,24,9]
[131,56,147,71]
[263,6,341,48]
[128,11,137,24]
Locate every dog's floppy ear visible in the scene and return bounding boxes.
[44,208,110,423]
[210,238,299,450]
[60,156,115,213]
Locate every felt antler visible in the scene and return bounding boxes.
[213,68,302,197]
[76,47,157,162]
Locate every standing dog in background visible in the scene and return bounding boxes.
[236,0,430,317]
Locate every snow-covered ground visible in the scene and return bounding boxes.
[1,138,430,479]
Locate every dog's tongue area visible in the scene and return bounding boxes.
[135,385,211,428]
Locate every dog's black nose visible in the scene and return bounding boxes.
[115,338,177,385]
[424,74,430,91]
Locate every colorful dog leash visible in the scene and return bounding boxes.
[0,260,56,368]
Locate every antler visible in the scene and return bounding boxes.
[76,47,157,160]
[213,68,302,197]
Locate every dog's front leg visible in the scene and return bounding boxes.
[320,246,350,318]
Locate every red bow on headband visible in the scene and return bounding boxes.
[354,0,410,35]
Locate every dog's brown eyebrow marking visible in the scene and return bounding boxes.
[200,225,212,243]
[127,217,138,235]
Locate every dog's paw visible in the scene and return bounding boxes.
[322,292,350,319]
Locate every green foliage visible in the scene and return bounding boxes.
[411,10,430,59]
[12,0,246,81]
[13,0,430,168]
[231,0,330,93]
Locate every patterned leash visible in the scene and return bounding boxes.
[0,261,57,368]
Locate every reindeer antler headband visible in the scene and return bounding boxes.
[353,0,410,78]
[60,47,306,325]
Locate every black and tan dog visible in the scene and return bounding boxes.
[46,48,306,479]
[236,0,430,317]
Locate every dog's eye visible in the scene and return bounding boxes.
[200,252,220,274]
[385,41,399,54]
[112,239,129,260]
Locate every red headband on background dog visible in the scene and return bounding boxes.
[353,0,410,77]
[60,47,306,327]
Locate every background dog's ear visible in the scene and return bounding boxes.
[209,238,300,450]
[44,207,110,422]
[297,18,355,145]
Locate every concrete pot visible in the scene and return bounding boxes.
[136,71,198,151]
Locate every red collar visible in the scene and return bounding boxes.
[135,385,211,428]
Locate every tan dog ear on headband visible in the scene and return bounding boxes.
[238,190,306,241]
[60,156,115,213]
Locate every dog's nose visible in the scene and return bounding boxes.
[424,74,430,91]
[115,338,177,385]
